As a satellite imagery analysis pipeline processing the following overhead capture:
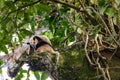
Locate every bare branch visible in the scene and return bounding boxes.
[84,32,95,65]
[51,0,81,11]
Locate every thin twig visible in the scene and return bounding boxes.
[84,32,95,65]
[109,49,117,60]
[89,7,120,46]
[78,0,85,9]
[95,34,106,60]
[96,57,108,80]
[106,64,111,80]
[95,34,101,56]
[99,36,116,50]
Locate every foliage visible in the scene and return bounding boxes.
[0,0,120,80]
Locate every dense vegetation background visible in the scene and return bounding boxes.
[0,0,120,80]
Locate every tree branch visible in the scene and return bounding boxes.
[0,0,41,24]
[51,0,81,11]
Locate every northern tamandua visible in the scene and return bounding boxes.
[29,35,59,64]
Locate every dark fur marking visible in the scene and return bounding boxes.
[33,36,51,50]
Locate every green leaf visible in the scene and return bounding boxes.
[43,31,54,39]
[60,5,69,13]
[20,29,33,36]
[106,35,114,42]
[0,69,2,74]
[15,70,24,80]
[1,17,11,28]
[20,70,27,73]
[98,0,108,6]
[37,9,42,15]
[93,25,100,34]
[36,4,51,12]
[18,33,24,42]
[90,0,98,5]
[41,72,48,80]
[4,1,13,6]
[0,0,4,9]
[18,11,24,18]
[3,38,11,44]
[4,1,17,11]
[105,7,115,17]
[0,32,5,41]
[28,6,37,15]
[117,13,120,25]
[0,60,3,66]
[116,0,120,5]
[99,5,108,15]
[30,18,35,31]
[77,28,82,34]
[60,20,69,27]
[21,0,30,2]
[34,71,40,80]
[0,45,8,53]
[6,21,15,32]
[24,13,31,22]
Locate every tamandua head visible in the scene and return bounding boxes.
[31,35,52,46]
[32,36,43,45]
